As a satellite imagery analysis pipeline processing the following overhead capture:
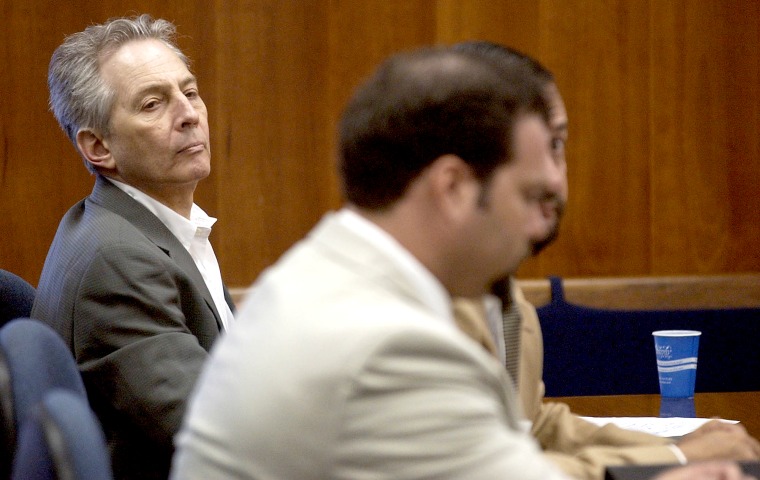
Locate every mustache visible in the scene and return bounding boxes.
[531,199,566,256]
[488,199,566,302]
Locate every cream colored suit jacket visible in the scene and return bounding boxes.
[173,212,567,480]
[453,285,676,480]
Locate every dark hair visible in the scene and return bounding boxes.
[452,41,554,87]
[338,46,549,210]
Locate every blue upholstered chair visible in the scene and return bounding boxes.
[11,389,112,480]
[537,276,760,397]
[0,270,36,327]
[0,319,87,478]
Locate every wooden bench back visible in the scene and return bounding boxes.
[517,273,760,310]
[232,274,760,310]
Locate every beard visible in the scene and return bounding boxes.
[489,275,512,308]
[488,200,566,302]
[531,201,566,256]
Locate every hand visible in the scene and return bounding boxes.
[677,421,760,461]
[653,461,756,480]
[685,420,747,438]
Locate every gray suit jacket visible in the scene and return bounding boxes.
[172,211,567,480]
[32,175,232,480]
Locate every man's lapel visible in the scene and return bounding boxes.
[89,176,224,330]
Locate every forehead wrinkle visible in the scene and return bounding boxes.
[102,40,191,96]
[130,72,197,98]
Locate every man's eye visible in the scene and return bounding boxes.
[143,100,160,110]
[525,190,544,204]
[551,137,566,152]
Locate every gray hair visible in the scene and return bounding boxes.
[48,14,189,172]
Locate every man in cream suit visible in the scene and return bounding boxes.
[172,46,747,480]
[171,46,569,479]
[32,15,234,480]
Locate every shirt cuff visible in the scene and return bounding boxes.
[667,444,688,465]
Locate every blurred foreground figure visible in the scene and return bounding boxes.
[172,46,569,479]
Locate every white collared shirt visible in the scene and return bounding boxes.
[107,178,234,330]
[335,208,454,326]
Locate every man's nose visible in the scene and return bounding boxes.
[177,96,200,128]
[546,161,567,201]
[540,199,559,223]
[527,202,554,239]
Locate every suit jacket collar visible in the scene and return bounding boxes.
[88,175,225,328]
[308,211,454,326]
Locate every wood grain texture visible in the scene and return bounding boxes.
[210,1,338,286]
[517,273,760,309]
[517,0,653,277]
[1,1,759,289]
[230,273,760,310]
[649,2,759,274]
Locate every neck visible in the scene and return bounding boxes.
[142,182,197,219]
[352,203,454,292]
[153,190,195,219]
[102,174,197,219]
[349,204,490,298]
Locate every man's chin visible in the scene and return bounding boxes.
[531,239,551,256]
[188,160,212,181]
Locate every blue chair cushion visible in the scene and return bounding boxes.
[0,270,35,327]
[12,389,112,480]
[0,319,86,436]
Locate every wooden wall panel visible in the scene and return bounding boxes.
[213,0,440,287]
[723,1,760,272]
[2,1,759,291]
[650,1,760,274]
[211,1,336,286]
[517,1,653,278]
[1,2,96,286]
[326,1,438,126]
[434,1,540,51]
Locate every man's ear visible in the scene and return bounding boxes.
[76,129,116,172]
[427,154,480,221]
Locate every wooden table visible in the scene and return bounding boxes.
[548,392,760,439]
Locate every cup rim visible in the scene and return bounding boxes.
[652,330,702,337]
